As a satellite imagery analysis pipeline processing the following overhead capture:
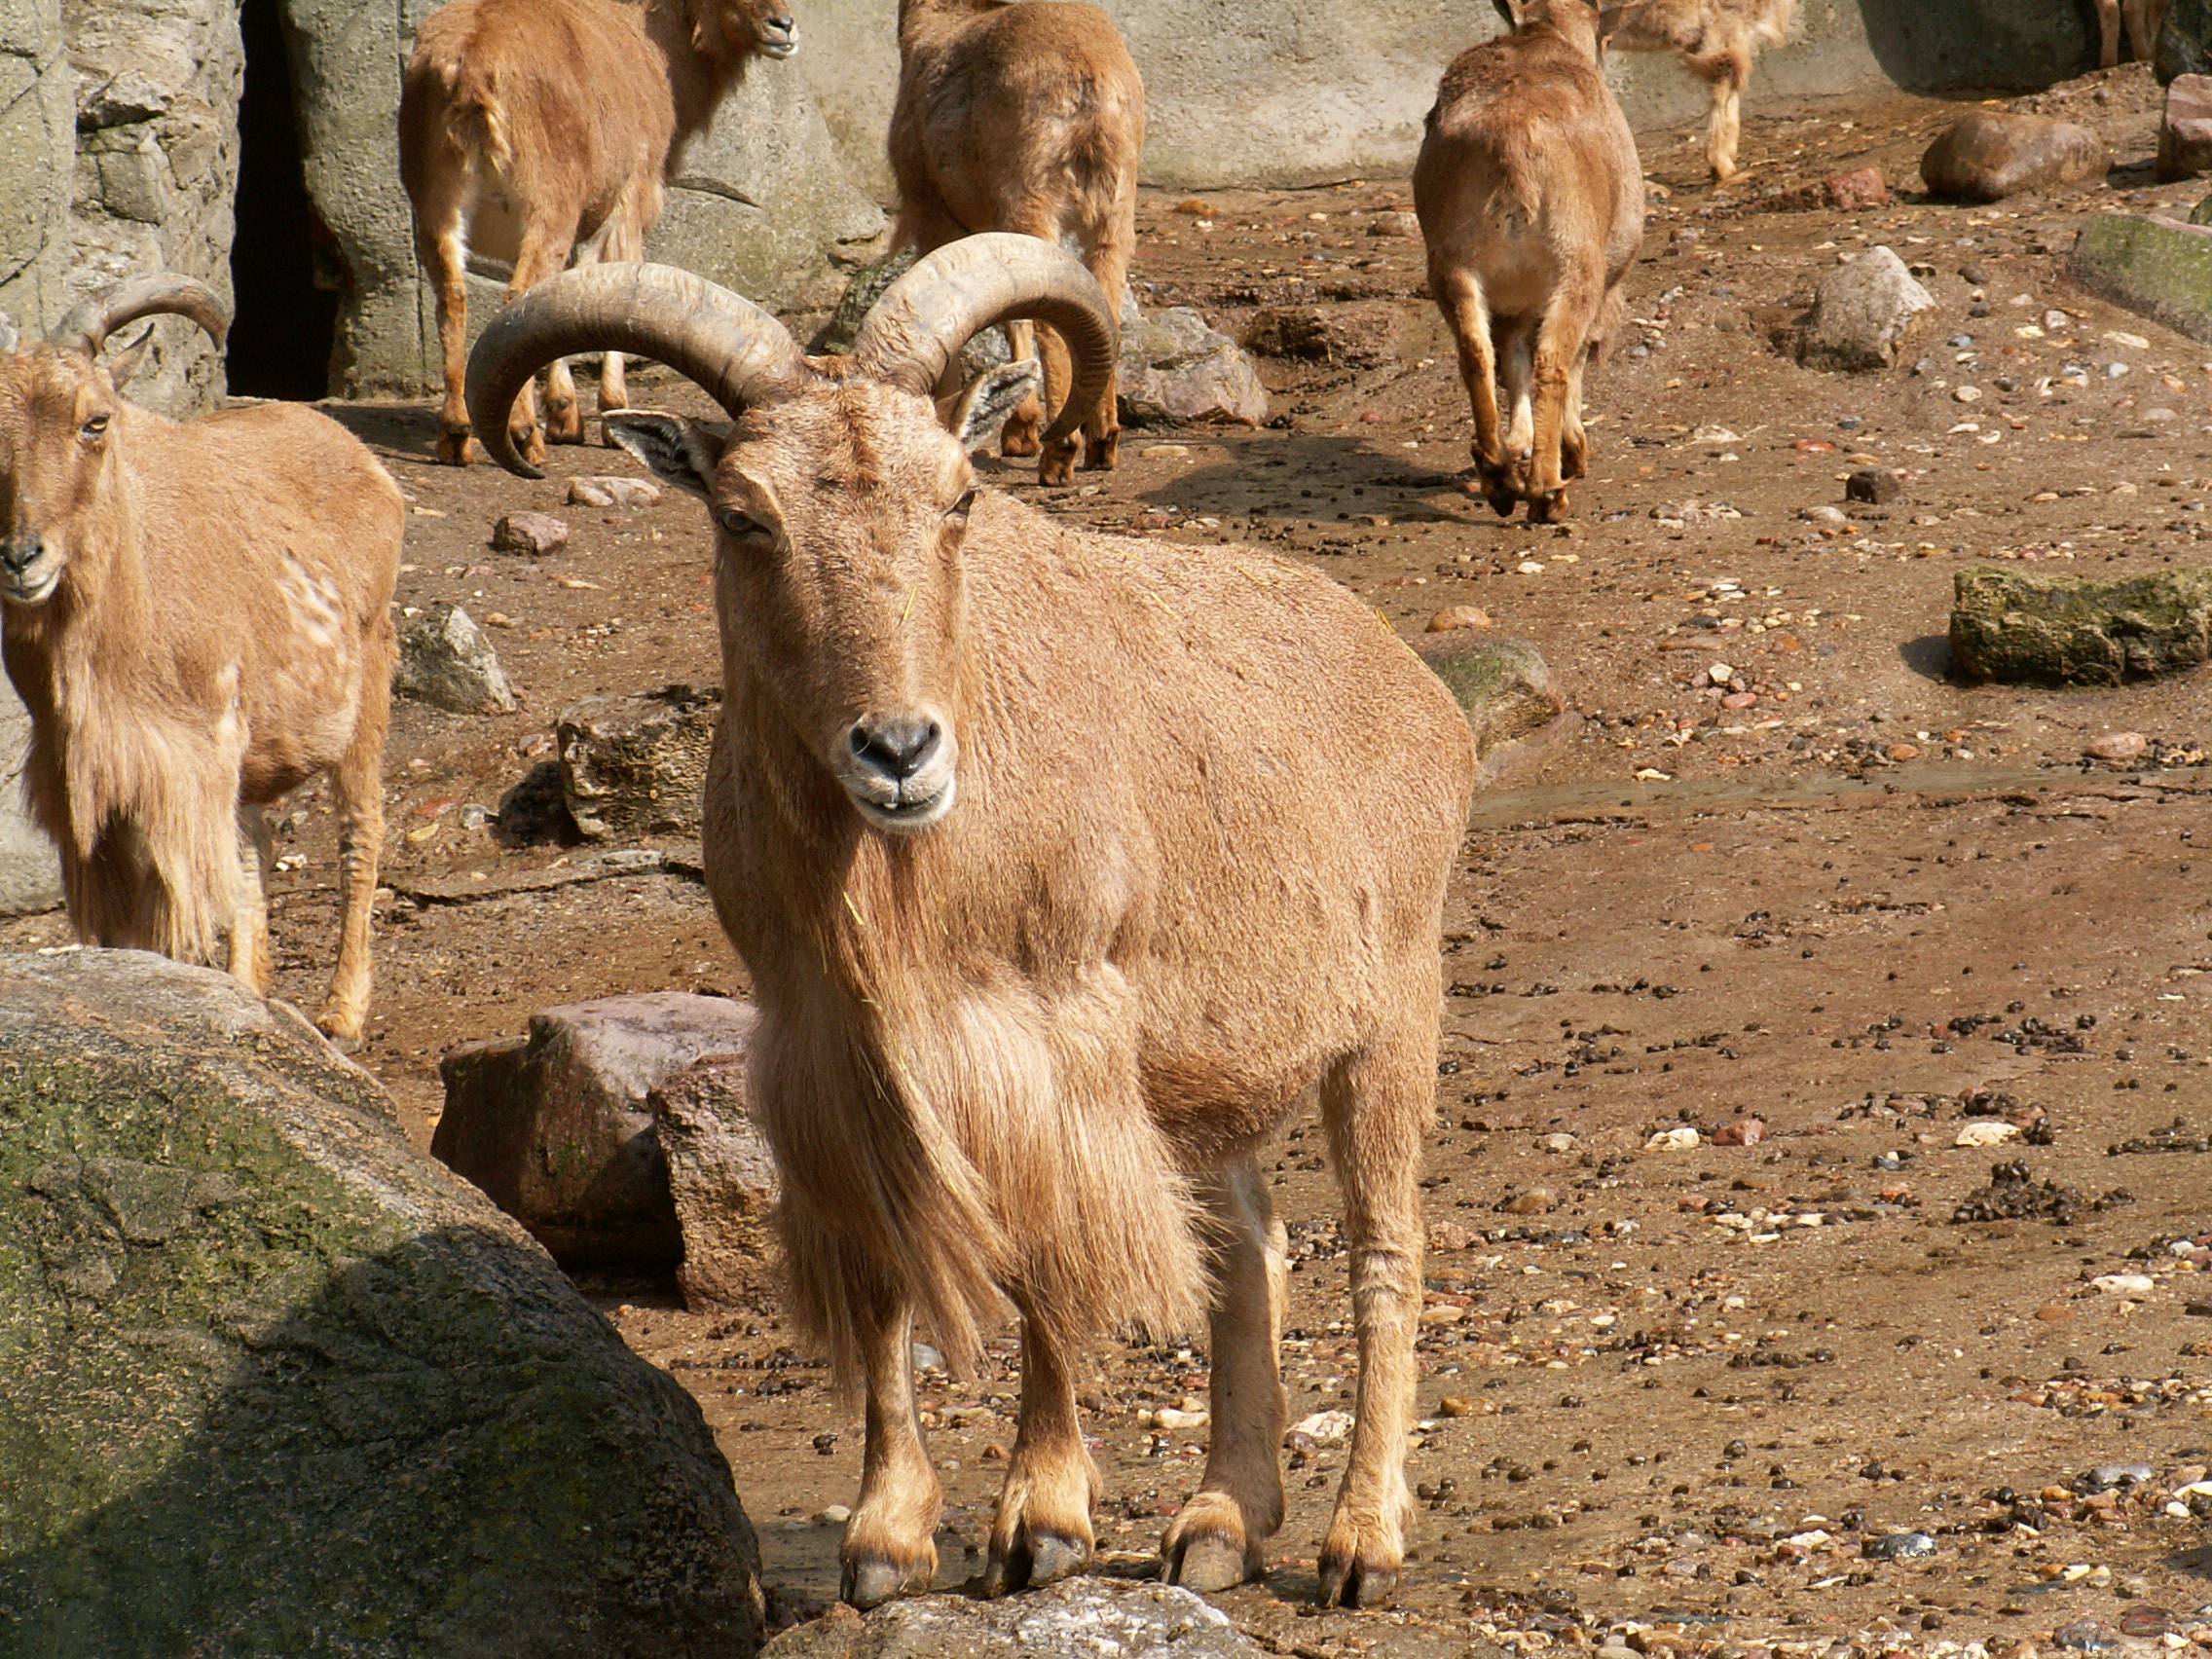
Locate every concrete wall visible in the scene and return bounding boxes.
[799,0,2103,194]
[0,678,59,919]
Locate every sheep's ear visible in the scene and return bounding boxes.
[105,324,157,390]
[1492,0,1528,29]
[604,411,726,499]
[939,358,1042,453]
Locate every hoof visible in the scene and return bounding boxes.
[511,424,547,471]
[842,1551,934,1611]
[315,1010,365,1051]
[1164,1530,1256,1595]
[1001,424,1042,459]
[1038,448,1077,488]
[1316,1546,1400,1609]
[1529,487,1572,524]
[984,1529,1090,1598]
[1082,430,1120,471]
[544,402,586,445]
[434,424,474,466]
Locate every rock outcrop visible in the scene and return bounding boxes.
[0,949,765,1657]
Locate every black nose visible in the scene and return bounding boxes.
[0,538,40,575]
[849,715,941,781]
[768,14,793,30]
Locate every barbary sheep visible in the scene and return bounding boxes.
[0,276,402,1043]
[466,236,1477,1608]
[888,0,1144,484]
[398,0,799,466]
[2094,0,2171,67]
[1604,0,1797,183]
[1418,0,1644,521]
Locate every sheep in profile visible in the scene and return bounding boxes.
[399,0,799,466]
[0,276,402,1042]
[1607,0,1796,183]
[888,0,1144,483]
[1417,0,1644,521]
[466,236,1477,1609]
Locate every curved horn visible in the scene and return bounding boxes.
[849,234,1118,447]
[49,273,230,358]
[465,263,809,479]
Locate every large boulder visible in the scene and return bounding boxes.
[761,1580,1264,1659]
[63,0,242,414]
[1415,634,1564,761]
[432,991,773,1284]
[1949,566,2212,685]
[1794,246,1936,372]
[2159,0,2212,81]
[1920,111,2110,202]
[558,683,720,842]
[2159,74,2212,179]
[393,601,517,716]
[2068,213,2212,344]
[0,949,764,1657]
[1119,306,1270,427]
[0,676,60,917]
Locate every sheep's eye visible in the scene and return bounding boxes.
[945,489,977,522]
[79,414,109,442]
[716,506,768,541]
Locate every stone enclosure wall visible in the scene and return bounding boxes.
[0,0,2119,408]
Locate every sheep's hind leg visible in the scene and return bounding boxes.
[842,1293,944,1609]
[1163,1155,1288,1594]
[229,805,274,998]
[501,224,578,468]
[1526,274,1601,523]
[984,1297,1100,1595]
[1076,212,1132,472]
[1435,268,1515,516]
[1314,1013,1432,1609]
[419,211,474,464]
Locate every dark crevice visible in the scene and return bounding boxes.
[226,0,338,399]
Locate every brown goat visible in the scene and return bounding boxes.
[467,238,1476,1610]
[1601,0,1796,182]
[888,0,1144,484]
[2095,0,2171,66]
[0,276,402,1042]
[1418,0,1645,521]
[398,0,798,467]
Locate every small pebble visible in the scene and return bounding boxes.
[1847,467,1905,505]
[2086,731,2148,764]
[2052,1619,2121,1652]
[492,511,571,556]
[1864,1530,1936,1562]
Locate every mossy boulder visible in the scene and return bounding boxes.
[1949,566,2212,685]
[2068,213,2212,344]
[1414,634,1563,759]
[0,949,762,1659]
[761,1580,1264,1659]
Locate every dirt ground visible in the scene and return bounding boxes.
[14,67,2212,1657]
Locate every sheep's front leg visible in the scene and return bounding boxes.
[1314,1022,1431,1608]
[229,804,273,998]
[1163,1155,1288,1593]
[841,1294,944,1609]
[983,1298,1099,1595]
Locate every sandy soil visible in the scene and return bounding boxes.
[12,67,2212,1657]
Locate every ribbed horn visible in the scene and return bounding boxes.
[49,274,230,358]
[849,234,1117,447]
[465,263,809,479]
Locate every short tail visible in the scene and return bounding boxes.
[442,59,513,176]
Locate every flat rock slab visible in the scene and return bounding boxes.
[760,1580,1262,1659]
[2068,213,2212,344]
[1414,635,1563,762]
[1795,246,1936,372]
[0,949,763,1657]
[433,991,774,1279]
[559,682,721,841]
[1950,566,2212,685]
[1921,111,2110,202]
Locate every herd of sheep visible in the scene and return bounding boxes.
[0,0,2177,1619]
